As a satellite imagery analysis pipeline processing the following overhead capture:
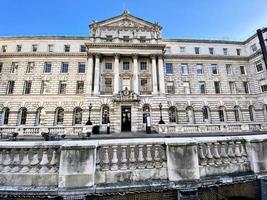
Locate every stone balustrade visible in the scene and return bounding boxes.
[0,135,267,198]
[154,122,266,134]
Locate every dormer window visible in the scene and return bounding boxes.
[17,45,22,52]
[32,45,38,52]
[123,36,130,43]
[195,47,200,55]
[140,36,146,43]
[64,45,70,52]
[223,48,228,55]
[48,44,54,52]
[1,45,7,52]
[106,35,113,42]
[80,45,86,52]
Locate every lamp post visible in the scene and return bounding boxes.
[86,103,92,125]
[158,103,165,124]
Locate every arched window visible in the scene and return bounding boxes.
[17,107,27,125]
[55,107,64,125]
[35,107,42,126]
[202,106,210,122]
[249,105,255,121]
[234,106,241,122]
[186,106,195,123]
[1,107,9,125]
[218,106,226,122]
[142,105,150,123]
[169,106,178,123]
[102,106,110,124]
[73,107,82,125]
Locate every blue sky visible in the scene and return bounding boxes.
[0,0,267,40]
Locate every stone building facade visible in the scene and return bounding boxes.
[0,11,267,134]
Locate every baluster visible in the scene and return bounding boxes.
[96,147,101,170]
[213,142,222,165]
[111,146,119,171]
[120,145,128,170]
[29,149,39,173]
[39,149,49,173]
[102,146,110,171]
[206,143,214,165]
[198,144,207,166]
[11,149,20,173]
[146,144,153,169]
[20,149,30,173]
[49,149,57,173]
[228,141,236,163]
[154,144,161,168]
[235,141,242,163]
[161,145,167,168]
[221,142,229,164]
[137,145,145,169]
[2,149,11,173]
[0,149,3,171]
[240,142,248,162]
[129,145,136,170]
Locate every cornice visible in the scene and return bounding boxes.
[0,52,87,58]
[0,36,90,41]
[162,38,244,45]
[85,43,166,49]
[164,54,249,61]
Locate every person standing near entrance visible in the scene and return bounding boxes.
[146,113,151,134]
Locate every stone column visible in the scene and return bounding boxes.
[133,54,139,94]
[158,55,165,95]
[151,55,158,95]
[114,54,120,94]
[87,54,94,95]
[93,54,100,95]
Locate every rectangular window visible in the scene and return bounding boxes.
[211,64,218,74]
[104,78,112,93]
[61,62,69,73]
[1,45,7,52]
[44,62,52,73]
[165,63,173,74]
[260,79,267,92]
[236,49,241,56]
[26,62,35,73]
[105,62,112,70]
[183,82,190,94]
[32,45,38,52]
[166,81,175,94]
[140,79,148,91]
[76,81,84,94]
[106,35,113,42]
[123,36,130,43]
[59,81,67,94]
[226,64,232,75]
[80,45,86,52]
[240,66,246,75]
[229,82,236,94]
[48,44,54,52]
[40,80,50,94]
[180,47,185,54]
[140,62,147,70]
[123,61,130,70]
[140,36,146,43]
[214,81,221,94]
[6,81,15,94]
[256,62,263,72]
[223,48,228,55]
[196,64,204,75]
[181,64,188,75]
[23,81,32,94]
[78,62,85,73]
[64,45,70,52]
[17,45,22,52]
[195,47,200,55]
[0,62,3,73]
[251,44,257,52]
[209,48,214,55]
[243,82,249,94]
[10,62,18,73]
[198,82,206,94]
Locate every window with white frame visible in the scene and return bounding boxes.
[256,62,263,72]
[168,106,178,123]
[181,64,188,75]
[26,62,35,73]
[223,48,228,55]
[59,81,67,94]
[209,48,214,55]
[250,44,257,52]
[104,78,112,93]
[78,63,85,73]
[140,62,147,70]
[44,62,52,73]
[240,66,246,75]
[73,107,82,125]
[226,64,232,75]
[165,63,173,74]
[243,81,249,94]
[80,45,86,52]
[196,64,204,75]
[1,45,7,52]
[23,81,32,94]
[123,61,130,70]
[48,44,54,52]
[198,81,206,94]
[32,45,38,52]
[105,62,112,70]
[17,45,22,52]
[183,82,190,94]
[55,107,64,125]
[102,106,110,124]
[10,62,18,73]
[17,107,27,125]
[64,45,70,52]
[214,81,221,94]
[236,49,241,56]
[195,47,200,55]
[61,62,69,73]
[76,81,84,94]
[211,64,218,74]
[260,79,267,92]
[6,81,15,94]
[229,82,236,94]
[166,81,175,94]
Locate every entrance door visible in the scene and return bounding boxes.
[121,107,131,132]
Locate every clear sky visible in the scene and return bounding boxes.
[0,0,267,41]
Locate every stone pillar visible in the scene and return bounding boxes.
[87,54,94,95]
[151,55,158,95]
[93,54,100,95]
[158,55,165,95]
[133,54,139,94]
[114,54,120,94]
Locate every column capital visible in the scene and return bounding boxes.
[132,53,139,59]
[94,53,101,58]
[150,54,157,59]
[114,53,120,59]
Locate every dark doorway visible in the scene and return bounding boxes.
[121,107,131,132]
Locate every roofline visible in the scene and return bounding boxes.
[162,38,244,45]
[0,36,90,40]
